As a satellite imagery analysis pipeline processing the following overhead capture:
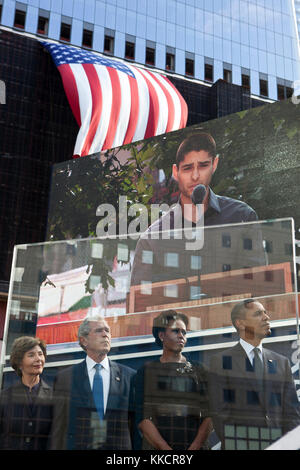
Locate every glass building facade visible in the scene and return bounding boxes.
[0,0,299,101]
[294,0,300,41]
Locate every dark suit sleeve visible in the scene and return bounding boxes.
[50,369,71,450]
[282,357,300,434]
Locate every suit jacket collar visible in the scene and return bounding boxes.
[107,360,122,410]
[75,358,122,414]
[12,377,51,396]
[230,342,274,379]
[73,359,93,400]
[239,338,263,363]
[229,342,255,373]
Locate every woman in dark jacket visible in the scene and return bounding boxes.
[0,336,53,450]
[134,310,212,450]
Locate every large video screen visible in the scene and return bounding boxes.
[47,98,300,241]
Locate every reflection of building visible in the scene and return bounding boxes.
[128,220,295,310]
[38,266,91,318]
[2,220,297,347]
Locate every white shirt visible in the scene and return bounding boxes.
[86,355,110,413]
[239,338,263,366]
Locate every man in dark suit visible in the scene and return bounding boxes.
[209,298,300,450]
[50,315,135,450]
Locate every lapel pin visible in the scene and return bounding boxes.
[115,376,120,381]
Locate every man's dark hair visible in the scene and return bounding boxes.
[175,132,217,167]
[231,298,256,331]
[152,309,189,347]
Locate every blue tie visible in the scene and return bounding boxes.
[92,363,104,420]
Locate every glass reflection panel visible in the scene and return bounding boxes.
[0,219,299,451]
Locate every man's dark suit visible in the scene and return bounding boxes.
[51,359,135,450]
[209,343,300,450]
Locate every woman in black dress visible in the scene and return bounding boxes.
[134,310,212,450]
[0,336,53,450]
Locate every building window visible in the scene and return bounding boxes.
[140,281,152,295]
[259,78,268,97]
[117,243,129,262]
[265,271,274,282]
[223,69,232,83]
[185,57,194,77]
[277,81,294,101]
[264,240,273,253]
[60,22,71,42]
[104,34,114,54]
[14,9,26,29]
[243,268,253,280]
[222,234,231,248]
[166,52,175,71]
[190,255,201,270]
[223,64,232,83]
[164,252,179,268]
[242,74,250,89]
[205,63,213,82]
[243,238,253,250]
[125,41,135,60]
[142,250,153,265]
[223,264,231,272]
[223,389,235,403]
[37,16,49,35]
[164,284,178,298]
[82,28,93,49]
[146,46,155,66]
[190,285,202,299]
[277,84,285,101]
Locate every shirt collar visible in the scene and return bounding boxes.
[22,381,41,394]
[207,188,221,213]
[240,338,263,356]
[86,355,109,372]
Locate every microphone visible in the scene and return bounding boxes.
[191,184,207,205]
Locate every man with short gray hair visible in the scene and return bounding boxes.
[51,315,135,450]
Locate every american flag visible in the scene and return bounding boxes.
[42,42,188,158]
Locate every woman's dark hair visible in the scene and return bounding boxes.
[152,310,189,347]
[10,336,47,377]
